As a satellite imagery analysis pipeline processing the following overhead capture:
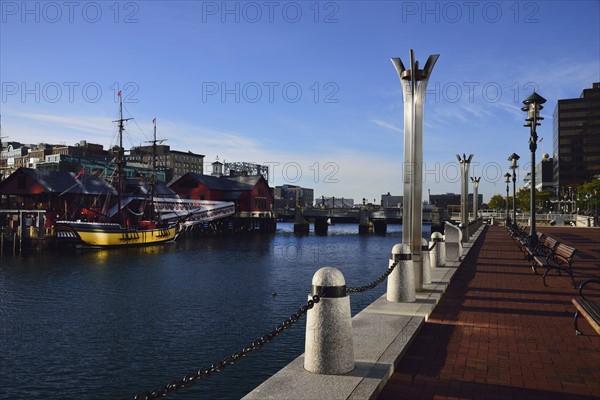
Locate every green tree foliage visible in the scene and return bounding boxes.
[516,188,553,213]
[575,179,600,214]
[517,189,530,212]
[487,194,506,210]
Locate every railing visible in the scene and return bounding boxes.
[474,212,577,222]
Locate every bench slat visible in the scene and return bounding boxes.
[556,244,576,259]
[572,297,600,336]
[535,242,577,288]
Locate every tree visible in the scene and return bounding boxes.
[517,188,530,212]
[575,179,600,214]
[487,194,506,211]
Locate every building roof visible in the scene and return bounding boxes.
[0,167,117,195]
[179,172,263,191]
[124,178,179,198]
[221,191,244,200]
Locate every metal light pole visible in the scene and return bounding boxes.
[505,173,511,225]
[457,154,474,227]
[595,189,598,225]
[586,193,591,214]
[471,176,480,220]
[522,92,546,247]
[390,50,438,293]
[509,153,520,227]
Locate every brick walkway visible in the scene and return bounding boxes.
[378,225,600,400]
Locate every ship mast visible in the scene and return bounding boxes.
[112,92,131,224]
[0,115,7,182]
[146,118,165,222]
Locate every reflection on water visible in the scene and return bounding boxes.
[0,223,428,400]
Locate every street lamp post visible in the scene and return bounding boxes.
[509,153,520,227]
[522,92,546,247]
[505,173,511,226]
[595,189,598,225]
[586,193,591,214]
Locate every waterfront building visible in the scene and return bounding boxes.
[2,140,112,177]
[51,140,107,159]
[523,153,554,191]
[0,167,117,223]
[430,193,461,210]
[2,140,202,184]
[314,196,352,208]
[274,185,315,209]
[0,142,31,179]
[381,192,402,208]
[127,144,204,183]
[224,161,269,181]
[553,82,600,192]
[170,172,274,214]
[38,153,164,182]
[430,192,482,213]
[0,167,179,213]
[22,143,53,170]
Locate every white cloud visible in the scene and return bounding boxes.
[370,119,403,133]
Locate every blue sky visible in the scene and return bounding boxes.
[1,0,599,203]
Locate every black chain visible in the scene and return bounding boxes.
[428,240,438,251]
[133,258,404,398]
[133,294,322,400]
[346,259,399,293]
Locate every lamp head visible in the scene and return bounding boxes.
[522,92,546,124]
[508,153,520,168]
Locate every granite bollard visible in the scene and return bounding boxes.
[386,243,415,303]
[430,231,444,268]
[444,222,462,262]
[421,238,431,285]
[304,267,354,374]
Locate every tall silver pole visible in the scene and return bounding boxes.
[391,50,438,292]
[471,176,480,220]
[457,154,473,227]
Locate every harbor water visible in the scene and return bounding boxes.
[1,223,430,399]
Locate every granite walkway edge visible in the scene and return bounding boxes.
[243,224,487,400]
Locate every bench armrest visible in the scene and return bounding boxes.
[578,278,600,299]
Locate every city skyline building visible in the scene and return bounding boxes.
[553,82,600,192]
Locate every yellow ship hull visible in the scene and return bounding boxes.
[55,222,178,247]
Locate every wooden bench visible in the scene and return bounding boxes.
[509,224,528,245]
[572,279,600,335]
[521,234,558,276]
[533,242,577,288]
[527,235,557,263]
[510,228,546,257]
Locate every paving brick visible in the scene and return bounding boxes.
[378,226,600,400]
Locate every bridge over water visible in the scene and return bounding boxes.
[276,207,434,235]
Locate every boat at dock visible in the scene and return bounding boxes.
[55,220,178,247]
[53,95,234,248]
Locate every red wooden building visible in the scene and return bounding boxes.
[169,172,274,214]
[0,167,116,215]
